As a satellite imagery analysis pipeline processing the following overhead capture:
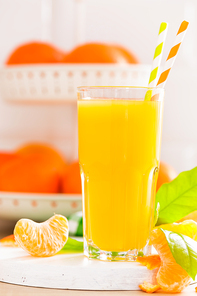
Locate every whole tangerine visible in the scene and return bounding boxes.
[0,143,67,193]
[16,142,67,176]
[6,41,65,65]
[0,154,61,193]
[0,152,20,167]
[62,42,139,64]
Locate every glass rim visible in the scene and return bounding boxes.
[77,86,164,92]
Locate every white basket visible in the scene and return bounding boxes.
[0,192,82,221]
[0,64,150,102]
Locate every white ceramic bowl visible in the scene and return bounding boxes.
[0,64,150,102]
[0,192,82,222]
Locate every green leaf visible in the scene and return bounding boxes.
[156,166,197,226]
[153,202,160,227]
[60,237,83,253]
[68,211,83,236]
[160,229,197,280]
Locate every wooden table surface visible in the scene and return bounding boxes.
[0,219,196,296]
[0,280,196,296]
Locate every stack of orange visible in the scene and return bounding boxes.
[0,143,81,194]
[6,41,139,65]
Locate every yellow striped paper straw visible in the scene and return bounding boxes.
[145,22,168,100]
[156,20,189,88]
[149,22,168,87]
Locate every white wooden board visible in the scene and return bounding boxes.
[0,246,158,290]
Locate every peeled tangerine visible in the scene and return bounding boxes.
[14,214,69,257]
[155,220,197,242]
[150,228,191,293]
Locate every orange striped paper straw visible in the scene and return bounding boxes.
[156,20,189,88]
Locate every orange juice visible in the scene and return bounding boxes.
[78,93,163,259]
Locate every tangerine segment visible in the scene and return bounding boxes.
[139,281,160,293]
[14,214,69,257]
[150,228,191,293]
[0,234,18,247]
[195,286,197,292]
[137,255,161,270]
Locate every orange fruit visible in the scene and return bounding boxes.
[6,41,64,65]
[156,161,177,191]
[0,154,61,193]
[62,42,139,64]
[16,143,67,175]
[61,161,82,194]
[0,143,67,194]
[150,228,191,293]
[14,214,69,257]
[0,152,20,168]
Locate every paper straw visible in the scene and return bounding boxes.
[148,22,168,87]
[145,22,168,101]
[156,20,189,88]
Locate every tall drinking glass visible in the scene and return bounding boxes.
[77,86,164,261]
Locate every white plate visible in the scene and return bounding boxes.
[0,64,150,102]
[0,246,157,290]
[0,192,82,222]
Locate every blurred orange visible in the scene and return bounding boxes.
[0,143,67,193]
[16,143,67,175]
[6,41,65,65]
[0,152,20,168]
[61,162,82,194]
[156,161,178,192]
[62,43,139,64]
[0,154,60,193]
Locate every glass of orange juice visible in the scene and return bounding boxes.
[77,86,164,261]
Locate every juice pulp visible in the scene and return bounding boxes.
[78,98,163,252]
